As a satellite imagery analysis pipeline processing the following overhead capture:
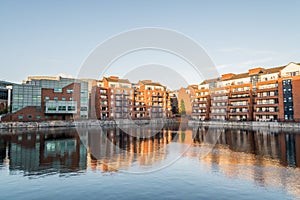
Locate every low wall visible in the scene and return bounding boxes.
[0,119,177,130]
[188,120,300,131]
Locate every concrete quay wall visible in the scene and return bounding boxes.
[0,119,177,130]
[188,120,300,131]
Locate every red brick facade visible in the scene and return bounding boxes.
[2,83,81,122]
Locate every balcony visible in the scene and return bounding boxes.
[100,95,108,99]
[230,90,251,95]
[45,100,77,114]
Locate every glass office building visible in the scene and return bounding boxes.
[11,77,89,119]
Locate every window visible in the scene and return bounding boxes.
[48,106,56,111]
[54,88,62,93]
[18,115,23,120]
[62,97,66,101]
[68,106,76,111]
[69,97,73,101]
[81,107,87,111]
[36,115,41,119]
[28,115,32,119]
[66,89,74,94]
[27,135,31,140]
[58,106,66,111]
[54,96,58,100]
[45,96,50,101]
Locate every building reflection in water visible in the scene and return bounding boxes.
[0,129,87,176]
[190,127,300,197]
[1,125,300,196]
[189,127,300,168]
[77,125,179,172]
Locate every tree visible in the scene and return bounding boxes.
[180,99,186,116]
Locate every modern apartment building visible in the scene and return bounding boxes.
[134,80,171,119]
[177,85,197,116]
[191,62,300,122]
[192,82,211,120]
[2,76,88,122]
[92,77,171,120]
[103,76,133,119]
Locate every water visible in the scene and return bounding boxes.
[0,125,300,199]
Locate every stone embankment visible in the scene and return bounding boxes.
[0,119,177,130]
[188,120,300,131]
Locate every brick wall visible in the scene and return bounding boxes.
[2,83,81,122]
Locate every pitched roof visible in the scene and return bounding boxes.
[104,76,131,84]
[200,78,219,85]
[227,72,249,80]
[139,80,164,87]
[265,66,285,74]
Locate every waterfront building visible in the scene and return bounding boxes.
[133,80,171,119]
[0,81,14,116]
[177,85,197,116]
[191,62,300,122]
[278,63,300,122]
[254,66,283,121]
[92,77,171,120]
[169,91,179,117]
[191,82,211,120]
[2,76,88,121]
[210,85,230,121]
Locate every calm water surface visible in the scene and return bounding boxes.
[1,125,300,199]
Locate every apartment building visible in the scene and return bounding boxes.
[134,80,171,119]
[177,85,197,116]
[191,62,300,122]
[254,67,283,121]
[191,82,211,120]
[95,76,134,120]
[278,62,300,122]
[92,77,171,120]
[2,76,88,122]
[210,85,229,121]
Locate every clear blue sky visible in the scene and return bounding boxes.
[0,0,299,84]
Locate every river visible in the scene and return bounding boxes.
[0,125,299,199]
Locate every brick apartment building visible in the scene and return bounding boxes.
[177,85,197,116]
[92,76,171,120]
[192,82,211,120]
[191,62,300,122]
[92,76,133,120]
[134,80,171,119]
[2,76,88,122]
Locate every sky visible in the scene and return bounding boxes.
[0,0,299,87]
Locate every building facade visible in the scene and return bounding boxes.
[0,81,13,116]
[2,76,88,122]
[92,77,171,120]
[191,62,300,122]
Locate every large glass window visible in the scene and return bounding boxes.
[58,106,66,111]
[68,106,76,111]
